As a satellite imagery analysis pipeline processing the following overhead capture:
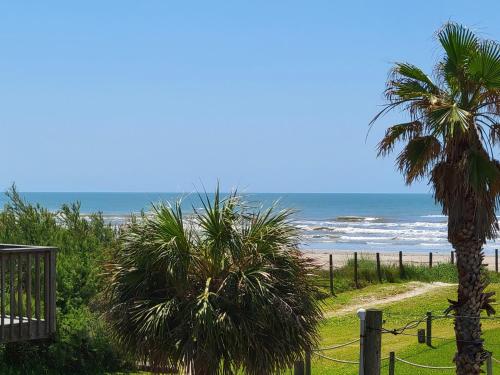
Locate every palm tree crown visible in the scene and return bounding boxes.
[374,23,500,241]
[103,190,321,375]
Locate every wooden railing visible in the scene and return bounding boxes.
[0,245,56,343]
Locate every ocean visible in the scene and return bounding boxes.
[1,192,498,255]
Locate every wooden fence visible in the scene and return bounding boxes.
[325,249,499,296]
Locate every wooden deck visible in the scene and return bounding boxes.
[0,245,56,343]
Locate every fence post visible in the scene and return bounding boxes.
[304,351,311,375]
[293,358,304,375]
[329,254,334,296]
[358,309,382,375]
[399,251,404,278]
[376,252,382,283]
[451,251,454,265]
[426,311,432,347]
[388,352,395,375]
[486,351,493,375]
[417,329,425,344]
[429,252,433,268]
[495,249,498,273]
[354,252,359,289]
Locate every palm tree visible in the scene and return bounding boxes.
[103,189,321,375]
[371,23,500,374]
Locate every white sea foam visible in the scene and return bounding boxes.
[338,235,399,242]
[295,213,451,252]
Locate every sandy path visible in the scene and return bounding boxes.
[324,282,454,318]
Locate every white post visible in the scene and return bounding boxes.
[357,308,366,375]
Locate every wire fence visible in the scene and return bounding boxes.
[394,356,455,370]
[312,250,500,297]
[301,309,500,374]
[311,338,359,352]
[312,352,359,365]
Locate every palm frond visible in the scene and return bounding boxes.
[469,40,500,91]
[392,63,440,94]
[396,136,441,184]
[438,22,478,81]
[377,121,423,156]
[386,78,436,102]
[428,104,471,136]
[467,149,500,194]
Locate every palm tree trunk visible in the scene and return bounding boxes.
[450,202,487,375]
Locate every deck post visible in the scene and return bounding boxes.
[49,249,57,334]
[26,253,32,338]
[9,254,14,340]
[35,253,41,337]
[44,252,49,335]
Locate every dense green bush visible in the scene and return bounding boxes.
[103,191,322,374]
[0,186,127,374]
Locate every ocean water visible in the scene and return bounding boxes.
[0,192,497,255]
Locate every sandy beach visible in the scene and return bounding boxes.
[303,250,499,271]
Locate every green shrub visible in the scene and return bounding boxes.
[0,186,126,374]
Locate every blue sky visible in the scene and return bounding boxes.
[1,1,499,193]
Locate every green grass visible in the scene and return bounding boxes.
[118,282,500,374]
[311,283,500,375]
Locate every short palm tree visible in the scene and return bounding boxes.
[103,190,321,375]
[372,23,500,374]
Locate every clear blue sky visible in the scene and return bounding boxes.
[1,1,499,193]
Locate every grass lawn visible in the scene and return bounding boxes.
[115,282,500,374]
[312,282,500,374]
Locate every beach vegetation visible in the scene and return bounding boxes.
[0,186,126,374]
[103,189,322,375]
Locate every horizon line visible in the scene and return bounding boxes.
[8,191,434,195]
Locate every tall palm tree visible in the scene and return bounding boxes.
[103,189,321,375]
[372,23,500,374]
